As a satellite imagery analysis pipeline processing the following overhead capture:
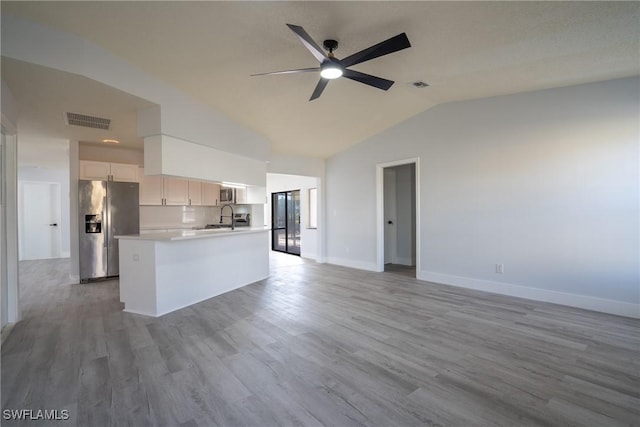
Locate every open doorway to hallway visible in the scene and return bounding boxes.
[377,159,420,278]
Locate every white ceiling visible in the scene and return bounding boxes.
[2,1,639,159]
[1,58,155,149]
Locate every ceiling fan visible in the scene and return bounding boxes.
[252,24,411,101]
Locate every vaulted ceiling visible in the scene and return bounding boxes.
[2,1,639,158]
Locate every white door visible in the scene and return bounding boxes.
[383,168,397,264]
[20,182,61,260]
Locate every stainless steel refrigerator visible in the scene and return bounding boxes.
[79,180,139,282]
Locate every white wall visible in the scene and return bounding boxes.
[1,132,8,329]
[326,77,639,317]
[1,80,20,326]
[79,144,143,166]
[268,153,325,178]
[69,141,79,283]
[267,173,319,261]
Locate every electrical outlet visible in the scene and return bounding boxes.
[495,263,504,274]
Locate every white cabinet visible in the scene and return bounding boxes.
[109,163,139,182]
[235,187,247,204]
[139,171,164,205]
[79,160,110,180]
[163,178,189,206]
[246,186,267,204]
[80,160,138,182]
[188,181,203,206]
[139,168,188,206]
[202,182,221,206]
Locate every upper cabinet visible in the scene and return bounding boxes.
[80,160,139,182]
[162,177,189,206]
[138,167,262,206]
[139,168,216,206]
[245,186,267,204]
[202,182,221,206]
[138,170,163,205]
[139,169,188,206]
[233,186,265,205]
[188,181,203,206]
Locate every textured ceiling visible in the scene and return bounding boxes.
[3,1,639,159]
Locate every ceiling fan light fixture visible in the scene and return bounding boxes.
[320,65,343,79]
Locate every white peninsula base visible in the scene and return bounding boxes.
[117,228,269,317]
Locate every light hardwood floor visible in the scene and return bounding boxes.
[2,255,639,426]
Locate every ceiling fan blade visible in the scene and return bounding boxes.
[309,78,329,101]
[340,33,411,68]
[343,69,394,91]
[286,24,327,63]
[251,67,320,77]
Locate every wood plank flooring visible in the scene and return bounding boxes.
[2,254,639,426]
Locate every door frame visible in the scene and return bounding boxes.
[271,189,301,256]
[376,158,420,274]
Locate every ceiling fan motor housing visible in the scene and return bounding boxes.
[323,39,339,53]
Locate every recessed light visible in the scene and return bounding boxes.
[412,81,429,88]
[102,139,120,144]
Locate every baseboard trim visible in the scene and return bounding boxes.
[326,257,379,272]
[419,271,639,319]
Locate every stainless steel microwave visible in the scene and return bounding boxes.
[220,187,235,204]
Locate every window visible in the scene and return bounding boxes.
[308,188,317,229]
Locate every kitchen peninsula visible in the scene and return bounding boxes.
[117,227,268,316]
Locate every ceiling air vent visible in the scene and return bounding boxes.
[65,112,111,130]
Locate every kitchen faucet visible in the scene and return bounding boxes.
[220,204,235,230]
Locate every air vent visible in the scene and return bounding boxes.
[66,112,111,130]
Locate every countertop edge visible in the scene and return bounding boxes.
[116,227,269,241]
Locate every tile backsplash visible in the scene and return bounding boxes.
[140,206,217,228]
[140,205,254,229]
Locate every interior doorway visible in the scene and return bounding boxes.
[376,158,420,277]
[19,181,62,260]
[271,190,301,256]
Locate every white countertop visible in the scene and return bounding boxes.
[139,225,196,230]
[116,227,268,241]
